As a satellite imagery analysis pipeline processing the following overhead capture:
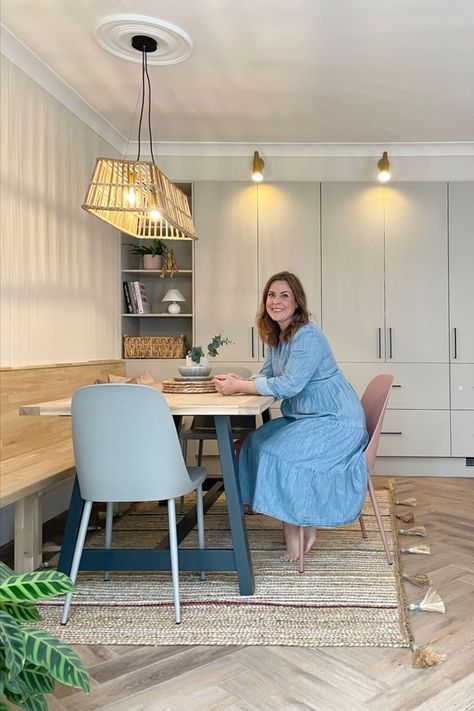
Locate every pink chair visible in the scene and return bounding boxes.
[298,373,394,572]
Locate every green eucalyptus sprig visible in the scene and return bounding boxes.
[0,561,89,709]
[188,333,233,364]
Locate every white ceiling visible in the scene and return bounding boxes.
[2,0,474,147]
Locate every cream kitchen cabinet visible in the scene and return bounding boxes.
[321,183,385,362]
[448,182,474,364]
[384,183,448,363]
[449,183,474,456]
[321,182,448,364]
[194,181,321,362]
[193,182,259,361]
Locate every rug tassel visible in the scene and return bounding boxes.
[384,478,395,491]
[412,644,447,668]
[396,511,415,523]
[395,497,417,507]
[398,526,426,537]
[401,544,431,555]
[401,572,432,587]
[409,588,445,613]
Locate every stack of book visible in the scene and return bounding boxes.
[122,281,151,314]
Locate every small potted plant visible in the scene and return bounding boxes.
[180,334,232,376]
[127,239,166,269]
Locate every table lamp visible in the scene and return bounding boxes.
[162,288,185,314]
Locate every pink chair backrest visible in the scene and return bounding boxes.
[360,374,394,471]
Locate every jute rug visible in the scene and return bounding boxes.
[37,486,413,648]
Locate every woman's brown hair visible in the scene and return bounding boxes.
[257,271,309,346]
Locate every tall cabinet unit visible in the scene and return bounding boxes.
[448,182,474,456]
[257,182,321,346]
[193,181,321,364]
[193,182,259,361]
[321,182,450,457]
[121,183,194,361]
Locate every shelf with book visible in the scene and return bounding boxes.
[120,182,194,357]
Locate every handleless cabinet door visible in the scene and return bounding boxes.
[449,182,474,363]
[321,183,385,362]
[194,182,258,361]
[258,183,321,327]
[385,183,449,363]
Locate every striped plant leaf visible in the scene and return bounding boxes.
[0,609,26,678]
[3,674,27,702]
[0,571,74,603]
[23,627,89,693]
[22,694,48,711]
[0,600,41,622]
[19,661,55,695]
[0,702,10,711]
[0,561,14,584]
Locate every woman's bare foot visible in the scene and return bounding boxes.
[280,524,316,562]
[281,522,301,562]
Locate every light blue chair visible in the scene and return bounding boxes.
[61,383,206,625]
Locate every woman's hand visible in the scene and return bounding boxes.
[214,373,242,396]
[214,373,258,396]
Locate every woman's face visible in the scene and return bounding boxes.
[266,280,297,332]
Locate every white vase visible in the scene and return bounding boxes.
[143,254,162,270]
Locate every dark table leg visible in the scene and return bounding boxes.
[214,415,255,595]
[57,477,84,575]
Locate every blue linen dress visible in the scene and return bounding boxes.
[238,322,368,527]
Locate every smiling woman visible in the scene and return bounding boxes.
[215,271,370,566]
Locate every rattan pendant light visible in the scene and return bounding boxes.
[82,35,197,241]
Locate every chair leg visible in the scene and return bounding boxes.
[197,439,204,467]
[167,498,181,624]
[299,526,305,574]
[61,500,93,625]
[196,484,206,581]
[104,502,114,581]
[179,440,189,513]
[359,514,368,539]
[367,475,393,565]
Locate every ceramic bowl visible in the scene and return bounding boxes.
[178,365,212,377]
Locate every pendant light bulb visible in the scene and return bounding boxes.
[252,150,264,183]
[126,187,137,206]
[378,151,391,183]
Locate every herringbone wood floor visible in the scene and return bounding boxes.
[19,477,474,710]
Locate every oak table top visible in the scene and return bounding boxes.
[19,384,274,418]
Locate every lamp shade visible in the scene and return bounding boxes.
[82,158,197,240]
[162,289,185,303]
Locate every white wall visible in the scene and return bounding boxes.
[0,57,121,367]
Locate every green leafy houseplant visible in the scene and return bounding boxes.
[127,239,166,257]
[0,561,89,710]
[188,334,232,364]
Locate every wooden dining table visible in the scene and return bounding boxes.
[20,385,274,595]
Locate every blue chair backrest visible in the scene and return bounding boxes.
[71,384,193,502]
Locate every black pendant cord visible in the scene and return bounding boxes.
[144,50,156,165]
[136,49,146,161]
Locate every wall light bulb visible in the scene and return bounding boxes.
[149,209,161,220]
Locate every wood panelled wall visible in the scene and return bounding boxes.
[0,58,121,367]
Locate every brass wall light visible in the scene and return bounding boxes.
[252,151,264,183]
[377,151,391,183]
[82,35,197,240]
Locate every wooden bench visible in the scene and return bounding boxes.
[0,360,126,572]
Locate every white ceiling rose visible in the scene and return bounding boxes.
[95,14,193,65]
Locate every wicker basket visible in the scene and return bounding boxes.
[123,335,187,359]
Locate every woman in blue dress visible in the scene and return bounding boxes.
[214,271,368,564]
